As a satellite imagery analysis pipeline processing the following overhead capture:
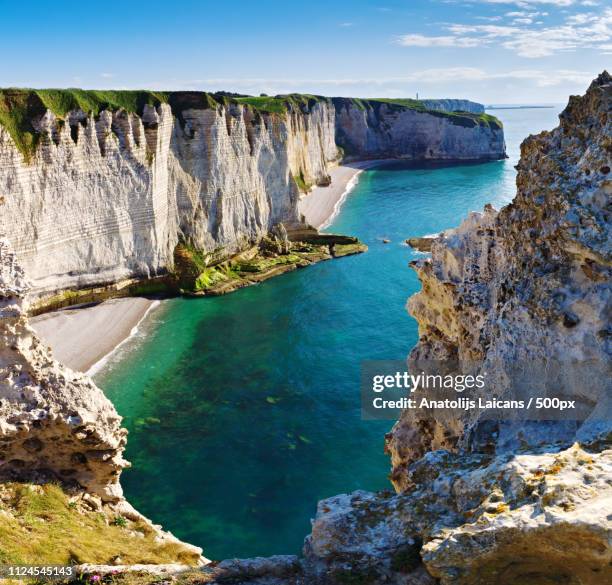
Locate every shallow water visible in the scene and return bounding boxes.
[96,106,562,559]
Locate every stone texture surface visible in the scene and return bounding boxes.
[332,99,505,162]
[304,444,611,585]
[0,238,204,561]
[4,73,610,581]
[323,72,609,585]
[387,71,611,486]
[0,101,337,303]
[0,238,128,501]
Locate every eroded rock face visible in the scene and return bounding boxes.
[2,74,608,581]
[420,99,485,114]
[0,93,504,308]
[0,238,127,502]
[305,444,611,585]
[332,98,505,162]
[0,101,338,304]
[386,72,611,487]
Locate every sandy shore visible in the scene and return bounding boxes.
[299,161,389,229]
[31,297,157,374]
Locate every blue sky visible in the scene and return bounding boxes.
[1,0,609,104]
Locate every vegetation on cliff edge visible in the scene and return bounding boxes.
[334,96,502,130]
[234,93,330,114]
[0,88,501,162]
[0,483,200,565]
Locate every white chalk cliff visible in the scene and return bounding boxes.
[0,91,504,306]
[332,98,504,162]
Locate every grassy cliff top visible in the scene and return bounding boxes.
[0,88,332,159]
[0,88,172,161]
[332,96,502,130]
[0,88,501,161]
[234,93,330,114]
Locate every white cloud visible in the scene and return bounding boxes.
[339,22,354,27]
[397,6,612,58]
[447,24,521,37]
[478,0,575,5]
[396,34,483,47]
[100,73,114,78]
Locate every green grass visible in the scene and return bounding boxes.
[293,169,310,193]
[365,97,427,111]
[0,87,501,163]
[369,99,502,129]
[0,89,169,161]
[235,93,329,114]
[0,88,329,162]
[0,483,200,565]
[234,253,303,273]
[174,242,209,277]
[33,89,170,118]
[333,96,502,130]
[193,265,239,292]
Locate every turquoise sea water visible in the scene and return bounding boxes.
[96,106,562,560]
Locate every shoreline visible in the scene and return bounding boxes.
[32,163,380,376]
[86,299,161,377]
[31,297,160,375]
[299,160,388,229]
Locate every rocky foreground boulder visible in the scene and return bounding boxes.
[0,237,203,562]
[0,238,128,501]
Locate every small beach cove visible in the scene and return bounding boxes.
[33,106,562,560]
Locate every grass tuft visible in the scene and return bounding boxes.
[0,482,200,565]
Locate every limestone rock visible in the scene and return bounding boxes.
[420,99,485,114]
[294,73,611,585]
[0,238,127,501]
[305,444,611,584]
[0,92,504,307]
[332,98,505,162]
[406,236,437,252]
[0,237,205,561]
[0,99,337,306]
[387,72,612,486]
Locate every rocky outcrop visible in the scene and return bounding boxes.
[304,443,611,585]
[315,71,609,584]
[0,90,504,307]
[388,71,611,484]
[332,98,504,162]
[0,238,127,501]
[420,99,485,114]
